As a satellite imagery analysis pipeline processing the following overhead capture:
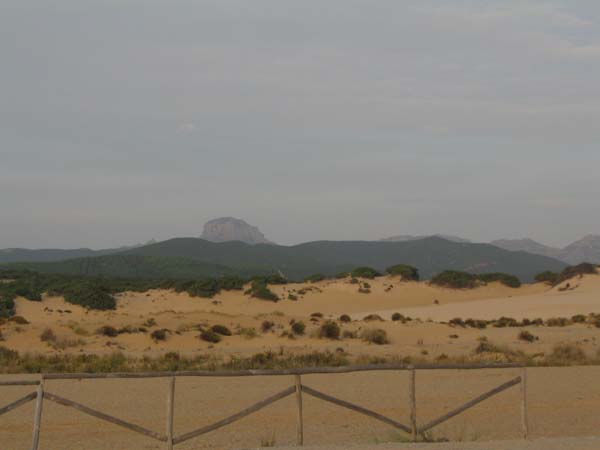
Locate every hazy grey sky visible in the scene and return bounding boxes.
[2,0,599,249]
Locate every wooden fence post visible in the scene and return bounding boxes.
[31,377,44,450]
[409,368,417,442]
[167,376,176,450]
[520,367,528,440]
[295,374,304,446]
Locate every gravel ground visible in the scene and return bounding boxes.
[253,436,600,450]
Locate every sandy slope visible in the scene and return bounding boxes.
[364,275,600,322]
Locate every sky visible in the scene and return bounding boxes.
[1,0,600,249]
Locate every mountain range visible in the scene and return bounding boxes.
[490,235,600,265]
[1,236,566,282]
[2,217,598,282]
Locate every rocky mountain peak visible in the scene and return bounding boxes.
[200,217,273,245]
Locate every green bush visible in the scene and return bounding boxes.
[200,330,221,343]
[318,321,340,339]
[518,330,537,342]
[385,264,419,281]
[363,314,384,322]
[291,321,306,335]
[261,321,275,333]
[360,328,389,345]
[350,267,380,280]
[211,325,232,336]
[391,312,403,322]
[151,329,169,341]
[97,325,119,337]
[478,273,521,288]
[248,280,279,302]
[304,274,326,283]
[40,328,57,343]
[430,271,479,289]
[62,283,117,310]
[534,271,559,285]
[557,263,598,284]
[9,316,29,325]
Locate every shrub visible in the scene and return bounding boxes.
[287,294,298,301]
[40,328,57,343]
[557,263,598,284]
[363,314,384,322]
[350,267,380,279]
[339,314,351,323]
[465,318,488,329]
[494,317,519,328]
[96,325,119,337]
[9,316,29,325]
[478,273,521,288]
[261,321,275,333]
[449,318,466,327]
[318,321,340,339]
[211,325,232,336]
[310,312,323,318]
[291,321,306,335]
[430,271,479,289]
[546,317,570,327]
[238,327,258,339]
[335,272,349,279]
[360,328,389,345]
[535,271,559,285]
[304,274,326,283]
[548,344,586,364]
[391,313,403,322]
[249,280,279,302]
[63,283,117,310]
[571,314,587,324]
[518,330,537,342]
[151,329,169,341]
[143,318,157,327]
[385,264,419,281]
[200,330,221,343]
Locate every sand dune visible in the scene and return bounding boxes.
[2,273,600,361]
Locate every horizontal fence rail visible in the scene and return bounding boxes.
[0,363,528,449]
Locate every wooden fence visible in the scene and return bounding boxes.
[0,363,528,449]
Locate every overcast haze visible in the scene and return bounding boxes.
[1,0,599,249]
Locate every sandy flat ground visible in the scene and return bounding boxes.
[2,366,600,449]
[265,436,600,450]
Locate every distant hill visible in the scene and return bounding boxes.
[4,254,239,279]
[492,235,600,265]
[0,247,117,263]
[3,236,566,282]
[200,217,274,245]
[382,234,471,243]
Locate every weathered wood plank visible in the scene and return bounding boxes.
[295,374,304,446]
[0,392,36,417]
[40,362,523,380]
[174,386,295,445]
[418,376,521,434]
[521,368,529,439]
[44,392,166,442]
[31,380,44,450]
[166,376,175,450]
[302,385,411,434]
[409,368,417,441]
[0,380,40,386]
